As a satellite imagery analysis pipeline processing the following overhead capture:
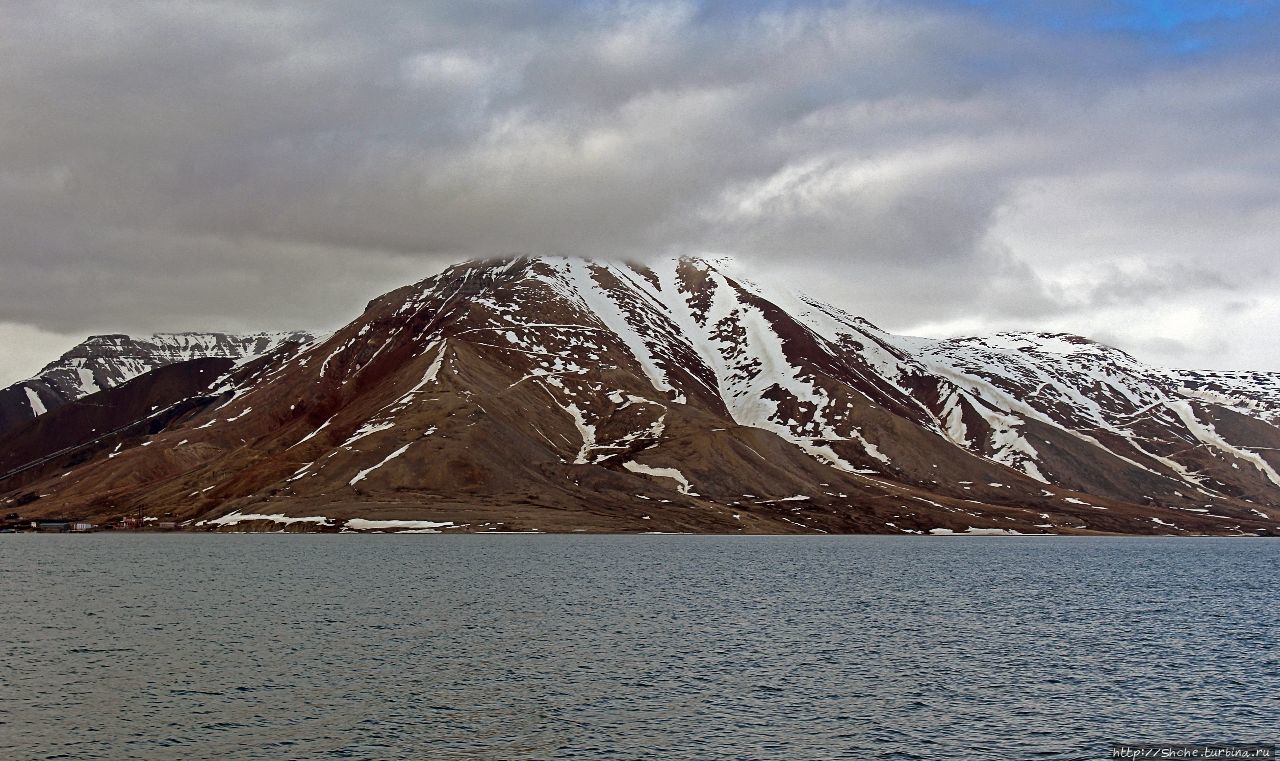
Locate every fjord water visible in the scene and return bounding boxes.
[2,536,1275,760]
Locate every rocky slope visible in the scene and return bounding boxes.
[0,332,313,436]
[3,257,1278,535]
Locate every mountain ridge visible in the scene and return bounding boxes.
[3,255,1278,535]
[0,331,314,437]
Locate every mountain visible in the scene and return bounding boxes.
[3,256,1278,535]
[0,332,313,436]
[1161,368,1280,426]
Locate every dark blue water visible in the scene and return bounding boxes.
[1,535,1276,760]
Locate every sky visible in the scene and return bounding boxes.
[1,0,1278,385]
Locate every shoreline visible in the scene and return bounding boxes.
[3,528,1273,538]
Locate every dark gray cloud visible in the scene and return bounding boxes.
[2,0,1279,385]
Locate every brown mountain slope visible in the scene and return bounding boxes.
[3,256,1278,535]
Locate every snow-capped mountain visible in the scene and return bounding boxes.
[3,257,1278,536]
[1161,368,1280,425]
[0,332,313,436]
[898,331,1280,506]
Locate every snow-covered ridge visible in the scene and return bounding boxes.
[1162,367,1280,424]
[407,258,1278,499]
[12,254,1280,536]
[519,258,1280,500]
[0,330,313,433]
[39,332,313,395]
[885,327,1280,495]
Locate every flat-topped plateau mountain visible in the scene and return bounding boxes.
[4,257,1278,535]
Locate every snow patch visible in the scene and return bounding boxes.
[340,419,396,448]
[24,387,46,417]
[343,519,456,532]
[199,512,333,527]
[349,442,414,485]
[929,527,1028,536]
[624,460,695,495]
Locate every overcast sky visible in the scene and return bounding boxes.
[2,0,1278,385]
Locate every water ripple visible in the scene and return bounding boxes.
[0,534,1276,760]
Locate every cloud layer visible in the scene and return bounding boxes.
[2,0,1278,381]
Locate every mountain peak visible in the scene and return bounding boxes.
[4,256,1279,536]
[0,330,314,438]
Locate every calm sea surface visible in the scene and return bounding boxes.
[1,535,1276,760]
